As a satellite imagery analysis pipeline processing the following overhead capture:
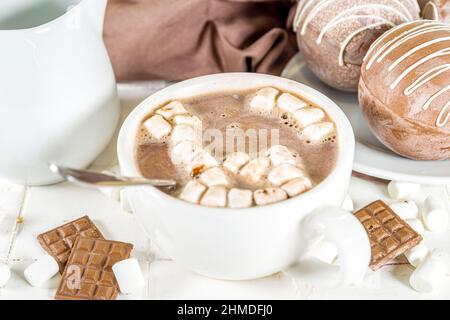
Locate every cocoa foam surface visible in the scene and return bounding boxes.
[135,88,339,196]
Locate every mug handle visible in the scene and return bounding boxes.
[284,206,371,287]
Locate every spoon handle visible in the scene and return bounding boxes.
[49,164,177,188]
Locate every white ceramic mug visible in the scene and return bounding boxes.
[118,73,371,285]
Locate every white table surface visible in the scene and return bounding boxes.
[0,82,449,300]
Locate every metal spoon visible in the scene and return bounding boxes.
[49,163,176,188]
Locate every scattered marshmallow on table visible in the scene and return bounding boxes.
[98,166,122,201]
[143,114,172,140]
[239,157,271,183]
[268,164,304,187]
[223,152,250,173]
[422,195,449,232]
[199,167,228,187]
[250,87,279,113]
[405,218,425,236]
[24,255,59,287]
[300,122,334,142]
[310,241,338,264]
[156,101,187,119]
[99,169,121,201]
[200,186,227,207]
[277,93,308,113]
[0,263,11,287]
[112,258,145,294]
[266,145,296,166]
[341,194,354,212]
[410,249,449,293]
[389,201,419,220]
[120,189,133,213]
[98,186,121,202]
[179,180,206,204]
[254,188,287,206]
[227,188,253,208]
[281,177,312,197]
[387,181,421,200]
[405,242,428,268]
[293,108,325,128]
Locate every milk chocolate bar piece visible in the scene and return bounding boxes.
[37,216,104,273]
[55,237,133,300]
[354,200,422,270]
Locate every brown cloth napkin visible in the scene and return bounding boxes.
[104,0,298,81]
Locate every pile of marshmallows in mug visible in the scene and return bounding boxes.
[0,177,449,295]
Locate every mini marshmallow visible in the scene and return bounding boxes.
[171,124,200,145]
[223,152,250,173]
[250,87,279,113]
[240,157,271,183]
[281,177,312,197]
[405,218,425,236]
[266,145,296,166]
[171,140,201,165]
[277,93,308,113]
[405,242,428,268]
[268,164,304,187]
[341,194,354,212]
[200,186,227,207]
[112,258,145,294]
[228,188,253,208]
[173,115,202,128]
[120,189,132,213]
[254,188,287,206]
[410,249,449,293]
[311,241,338,264]
[293,108,325,128]
[300,122,334,142]
[422,195,449,232]
[24,255,59,287]
[0,263,11,288]
[389,201,419,220]
[143,115,172,140]
[98,187,121,202]
[179,180,206,204]
[156,101,187,119]
[387,181,421,200]
[199,167,228,187]
[98,167,122,201]
[188,151,219,173]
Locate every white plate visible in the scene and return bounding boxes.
[283,53,450,185]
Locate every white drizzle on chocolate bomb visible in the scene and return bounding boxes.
[294,0,420,92]
[359,20,450,160]
[365,21,450,128]
[419,0,450,23]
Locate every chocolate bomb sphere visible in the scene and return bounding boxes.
[420,0,450,23]
[359,21,450,160]
[294,0,420,92]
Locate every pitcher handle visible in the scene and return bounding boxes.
[285,206,371,287]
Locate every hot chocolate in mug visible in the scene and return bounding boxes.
[118,73,371,285]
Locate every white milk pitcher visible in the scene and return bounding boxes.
[0,0,119,185]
